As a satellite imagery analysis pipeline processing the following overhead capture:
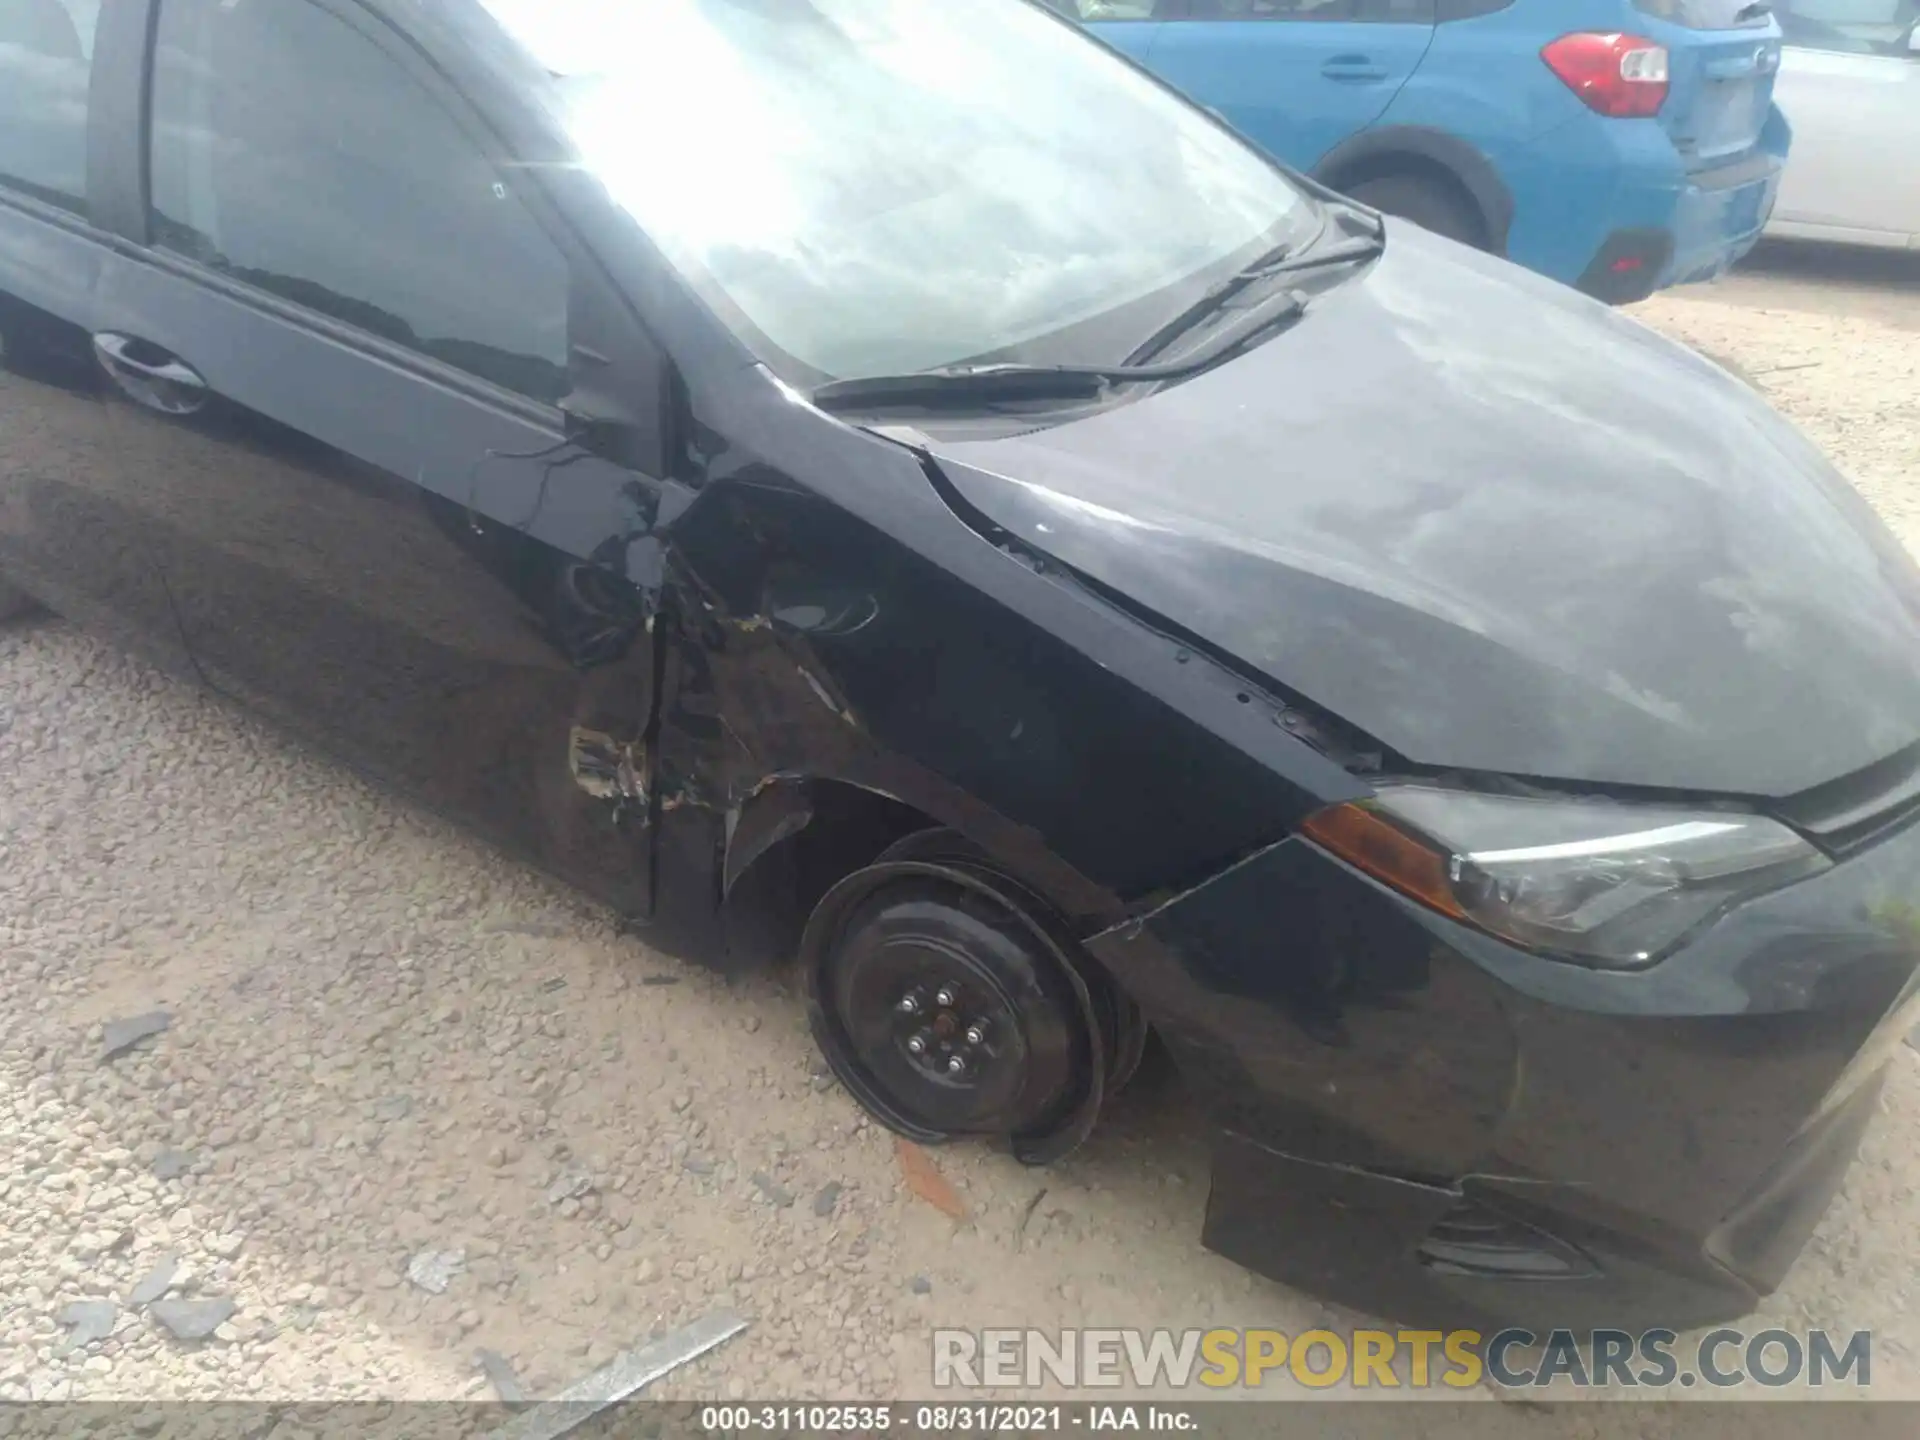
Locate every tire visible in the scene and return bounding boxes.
[1344,173,1486,250]
[876,830,1150,1099]
[0,574,42,624]
[801,828,1138,1165]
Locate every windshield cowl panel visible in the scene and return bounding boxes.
[483,0,1318,386]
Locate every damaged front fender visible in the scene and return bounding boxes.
[722,776,813,898]
[1087,834,1521,1181]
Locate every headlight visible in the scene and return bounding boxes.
[1302,784,1829,968]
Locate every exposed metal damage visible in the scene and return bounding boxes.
[567,726,645,806]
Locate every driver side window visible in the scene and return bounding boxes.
[148,0,571,403]
[0,0,101,214]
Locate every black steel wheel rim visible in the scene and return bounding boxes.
[803,859,1098,1149]
[872,833,1144,1118]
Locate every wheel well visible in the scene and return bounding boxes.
[724,779,1159,1122]
[719,780,939,970]
[720,778,1109,969]
[778,780,935,918]
[1321,153,1492,251]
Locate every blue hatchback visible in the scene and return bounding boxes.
[1068,0,1790,302]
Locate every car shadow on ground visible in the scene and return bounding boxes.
[1703,239,1920,328]
[1741,239,1920,289]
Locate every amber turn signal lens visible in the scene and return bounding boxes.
[1300,802,1467,921]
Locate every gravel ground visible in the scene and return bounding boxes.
[3,246,1919,1413]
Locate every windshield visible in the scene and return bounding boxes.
[484,0,1317,384]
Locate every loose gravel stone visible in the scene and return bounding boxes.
[100,1011,171,1062]
[149,1297,236,1343]
[405,1249,465,1295]
[150,1148,195,1180]
[127,1254,182,1308]
[55,1300,117,1354]
[751,1172,795,1208]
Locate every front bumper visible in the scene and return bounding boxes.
[1088,804,1920,1332]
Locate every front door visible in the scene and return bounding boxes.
[1147,0,1436,168]
[0,0,195,676]
[88,0,678,915]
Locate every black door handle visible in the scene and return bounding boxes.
[93,332,208,415]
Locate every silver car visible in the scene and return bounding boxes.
[1768,0,1920,248]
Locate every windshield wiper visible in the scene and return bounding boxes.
[810,228,1383,414]
[814,289,1308,413]
[809,328,1298,411]
[813,364,1109,410]
[1125,231,1383,368]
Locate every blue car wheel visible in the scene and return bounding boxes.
[1342,171,1487,248]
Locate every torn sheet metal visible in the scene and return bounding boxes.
[721,776,813,896]
[568,726,645,804]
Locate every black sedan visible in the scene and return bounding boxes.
[4,0,1918,1333]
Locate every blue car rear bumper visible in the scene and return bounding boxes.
[1658,149,1783,287]
[1503,104,1789,303]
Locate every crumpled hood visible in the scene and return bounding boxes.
[926,225,1920,798]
